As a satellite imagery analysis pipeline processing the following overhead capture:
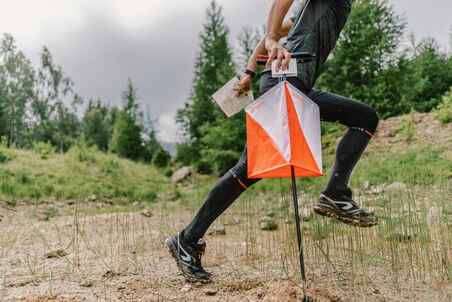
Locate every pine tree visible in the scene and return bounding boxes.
[82,100,117,151]
[317,0,406,117]
[176,0,236,169]
[109,79,144,160]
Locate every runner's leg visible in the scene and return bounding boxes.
[304,88,379,196]
[182,150,260,244]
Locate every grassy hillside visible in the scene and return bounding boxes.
[0,112,451,209]
[178,112,452,211]
[0,143,170,206]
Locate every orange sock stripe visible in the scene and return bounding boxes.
[235,177,248,189]
[351,127,374,139]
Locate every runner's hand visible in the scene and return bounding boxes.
[234,74,252,97]
[265,37,291,71]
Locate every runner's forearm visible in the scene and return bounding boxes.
[266,0,294,40]
[246,38,266,72]
[246,20,294,72]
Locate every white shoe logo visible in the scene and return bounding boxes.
[337,201,354,211]
[177,237,193,263]
[180,252,192,263]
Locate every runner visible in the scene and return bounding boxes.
[167,0,379,283]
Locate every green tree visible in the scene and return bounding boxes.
[318,0,406,117]
[176,0,236,169]
[82,100,117,151]
[402,38,452,112]
[31,47,82,152]
[109,79,144,160]
[0,34,35,147]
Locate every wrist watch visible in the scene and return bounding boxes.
[244,69,256,79]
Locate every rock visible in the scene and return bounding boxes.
[45,249,69,259]
[207,224,226,236]
[370,184,385,195]
[427,207,442,226]
[204,288,218,296]
[103,270,118,278]
[224,216,240,226]
[181,284,192,292]
[88,194,97,202]
[266,211,276,218]
[300,208,313,222]
[362,181,370,190]
[387,233,414,243]
[260,216,278,231]
[80,280,94,288]
[386,182,407,191]
[141,209,153,218]
[171,167,192,183]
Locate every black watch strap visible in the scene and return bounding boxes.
[244,69,256,78]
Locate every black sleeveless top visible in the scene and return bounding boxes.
[284,0,354,90]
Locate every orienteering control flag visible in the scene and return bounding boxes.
[246,81,323,179]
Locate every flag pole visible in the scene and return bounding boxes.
[290,165,307,284]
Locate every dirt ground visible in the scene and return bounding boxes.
[0,199,451,302]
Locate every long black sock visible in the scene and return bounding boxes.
[324,128,372,197]
[182,171,247,244]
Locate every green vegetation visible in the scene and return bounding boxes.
[436,87,452,124]
[0,143,169,204]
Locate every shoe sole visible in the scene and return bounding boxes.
[313,206,378,228]
[165,238,211,284]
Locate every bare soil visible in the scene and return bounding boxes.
[1,200,450,302]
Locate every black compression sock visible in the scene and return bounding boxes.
[182,171,246,245]
[324,128,372,197]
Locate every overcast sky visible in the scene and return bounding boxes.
[1,0,451,142]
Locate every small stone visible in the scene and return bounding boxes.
[80,280,94,288]
[300,208,313,222]
[224,216,240,226]
[370,184,385,195]
[266,211,276,218]
[141,209,153,218]
[362,181,370,190]
[45,249,69,259]
[181,284,192,292]
[103,270,118,278]
[427,207,442,226]
[204,288,218,296]
[171,167,192,183]
[386,182,407,191]
[387,233,414,242]
[207,224,226,236]
[118,285,126,290]
[89,194,97,202]
[260,216,278,231]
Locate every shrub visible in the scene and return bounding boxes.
[0,151,12,163]
[32,142,55,160]
[152,148,171,167]
[101,158,121,174]
[397,111,416,142]
[69,141,98,163]
[436,87,452,124]
[163,166,173,178]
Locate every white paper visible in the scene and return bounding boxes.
[212,77,254,118]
